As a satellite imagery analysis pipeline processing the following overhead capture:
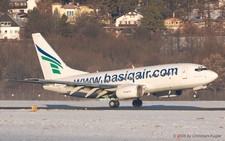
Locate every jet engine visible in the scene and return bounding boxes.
[153,90,182,99]
[116,85,144,99]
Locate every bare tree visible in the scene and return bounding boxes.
[203,53,225,94]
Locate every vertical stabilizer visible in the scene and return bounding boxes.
[32,33,88,79]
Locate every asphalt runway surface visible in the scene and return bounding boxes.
[0,100,224,111]
[1,105,225,111]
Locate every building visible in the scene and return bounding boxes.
[0,0,38,40]
[9,0,38,13]
[164,17,183,31]
[8,0,38,23]
[115,11,143,27]
[9,0,28,13]
[52,2,95,24]
[188,18,205,28]
[0,13,25,40]
[103,11,143,36]
[219,0,225,7]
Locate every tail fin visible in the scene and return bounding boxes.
[32,33,88,79]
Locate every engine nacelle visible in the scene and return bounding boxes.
[153,90,182,99]
[116,85,144,99]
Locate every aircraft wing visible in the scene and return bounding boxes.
[6,78,118,89]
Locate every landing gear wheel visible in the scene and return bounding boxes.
[109,100,120,108]
[193,93,199,99]
[132,99,143,107]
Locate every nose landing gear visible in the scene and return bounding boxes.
[193,91,199,98]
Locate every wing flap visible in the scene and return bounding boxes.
[85,88,99,98]
[70,86,84,95]
[96,90,108,98]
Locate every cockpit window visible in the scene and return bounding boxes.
[195,66,208,72]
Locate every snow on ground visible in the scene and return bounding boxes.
[0,100,224,141]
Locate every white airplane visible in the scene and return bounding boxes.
[10,33,218,108]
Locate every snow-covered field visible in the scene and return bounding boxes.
[0,100,224,141]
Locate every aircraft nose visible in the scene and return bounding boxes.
[210,71,218,81]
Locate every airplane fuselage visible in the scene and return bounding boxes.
[43,63,217,97]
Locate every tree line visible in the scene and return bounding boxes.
[1,22,225,100]
[1,0,224,33]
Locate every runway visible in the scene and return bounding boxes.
[0,100,224,141]
[1,106,225,110]
[0,100,225,111]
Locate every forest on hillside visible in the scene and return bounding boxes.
[1,0,225,100]
[1,26,225,100]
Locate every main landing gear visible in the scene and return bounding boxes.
[109,98,143,108]
[109,100,120,108]
[132,98,143,107]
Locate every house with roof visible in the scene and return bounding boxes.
[164,17,183,31]
[103,11,143,36]
[8,0,38,24]
[9,0,38,13]
[219,0,225,7]
[52,2,95,24]
[115,11,143,27]
[0,13,25,40]
[188,18,206,28]
[9,0,28,13]
[188,6,225,28]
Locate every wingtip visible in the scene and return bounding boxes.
[25,78,39,81]
[5,79,19,82]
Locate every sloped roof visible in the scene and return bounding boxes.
[62,4,78,9]
[164,17,183,21]
[189,18,204,23]
[0,13,25,27]
[113,10,143,20]
[0,12,4,17]
[52,3,62,6]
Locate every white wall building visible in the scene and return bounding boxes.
[0,13,24,40]
[115,11,143,27]
[219,0,225,7]
[9,0,37,13]
[26,0,37,12]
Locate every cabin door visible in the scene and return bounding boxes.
[182,67,187,79]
